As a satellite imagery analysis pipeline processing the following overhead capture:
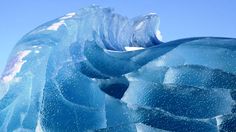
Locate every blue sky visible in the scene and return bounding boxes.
[0,0,236,73]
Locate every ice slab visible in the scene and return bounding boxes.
[0,6,235,132]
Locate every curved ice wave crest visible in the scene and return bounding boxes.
[0,6,236,132]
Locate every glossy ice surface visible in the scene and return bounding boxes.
[0,6,235,132]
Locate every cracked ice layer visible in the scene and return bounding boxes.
[0,6,236,132]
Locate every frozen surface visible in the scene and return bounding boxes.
[0,6,236,132]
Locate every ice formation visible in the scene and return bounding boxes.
[0,6,236,132]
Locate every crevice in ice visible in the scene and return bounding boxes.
[99,77,129,99]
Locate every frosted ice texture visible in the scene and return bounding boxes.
[0,6,236,132]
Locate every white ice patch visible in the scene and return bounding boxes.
[148,12,157,15]
[155,30,163,41]
[35,120,43,132]
[32,46,41,53]
[136,123,144,132]
[125,46,144,51]
[135,21,144,30]
[47,20,66,31]
[60,12,76,20]
[1,50,31,83]
[215,115,224,126]
[35,50,40,54]
[163,68,176,84]
[152,56,166,67]
[32,46,41,48]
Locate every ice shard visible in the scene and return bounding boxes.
[0,6,236,132]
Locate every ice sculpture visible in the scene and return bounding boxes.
[0,6,236,132]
